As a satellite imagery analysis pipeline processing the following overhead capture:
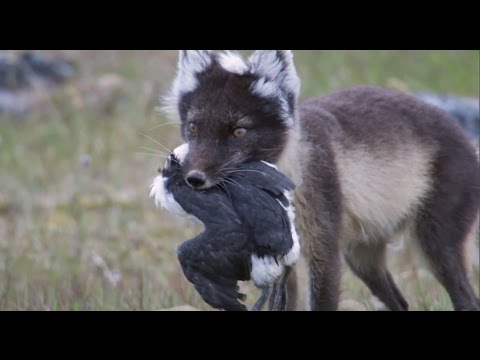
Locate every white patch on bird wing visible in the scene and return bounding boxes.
[278,190,300,266]
[260,160,278,170]
[250,255,283,288]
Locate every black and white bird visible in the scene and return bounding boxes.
[150,144,300,311]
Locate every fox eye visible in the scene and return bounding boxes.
[233,128,247,138]
[189,123,198,134]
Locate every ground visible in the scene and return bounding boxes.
[0,50,478,310]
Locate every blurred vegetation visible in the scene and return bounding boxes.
[0,50,478,310]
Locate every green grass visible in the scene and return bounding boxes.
[0,50,478,310]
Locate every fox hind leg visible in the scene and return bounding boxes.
[414,150,480,311]
[345,241,408,311]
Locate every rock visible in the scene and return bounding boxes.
[0,51,126,118]
[20,52,75,85]
[0,50,76,117]
[79,154,92,168]
[0,50,75,91]
[0,52,29,90]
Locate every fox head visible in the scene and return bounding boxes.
[163,50,301,189]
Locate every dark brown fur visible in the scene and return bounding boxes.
[288,85,480,311]
[179,63,289,184]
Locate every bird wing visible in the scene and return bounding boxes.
[226,162,295,257]
[233,187,294,258]
[177,230,251,311]
[170,181,243,227]
[232,162,295,198]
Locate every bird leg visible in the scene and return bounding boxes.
[268,281,281,310]
[250,286,273,311]
[269,266,293,311]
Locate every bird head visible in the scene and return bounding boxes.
[159,143,189,179]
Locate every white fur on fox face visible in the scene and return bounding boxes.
[173,143,189,164]
[249,50,300,97]
[163,50,300,127]
[248,50,300,128]
[163,50,214,120]
[175,50,213,94]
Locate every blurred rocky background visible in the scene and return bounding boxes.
[0,50,128,119]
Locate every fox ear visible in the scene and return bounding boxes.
[175,50,215,94]
[162,50,215,120]
[248,50,301,102]
[178,50,214,70]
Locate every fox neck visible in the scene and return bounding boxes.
[277,122,304,188]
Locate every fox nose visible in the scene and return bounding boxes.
[186,171,207,188]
